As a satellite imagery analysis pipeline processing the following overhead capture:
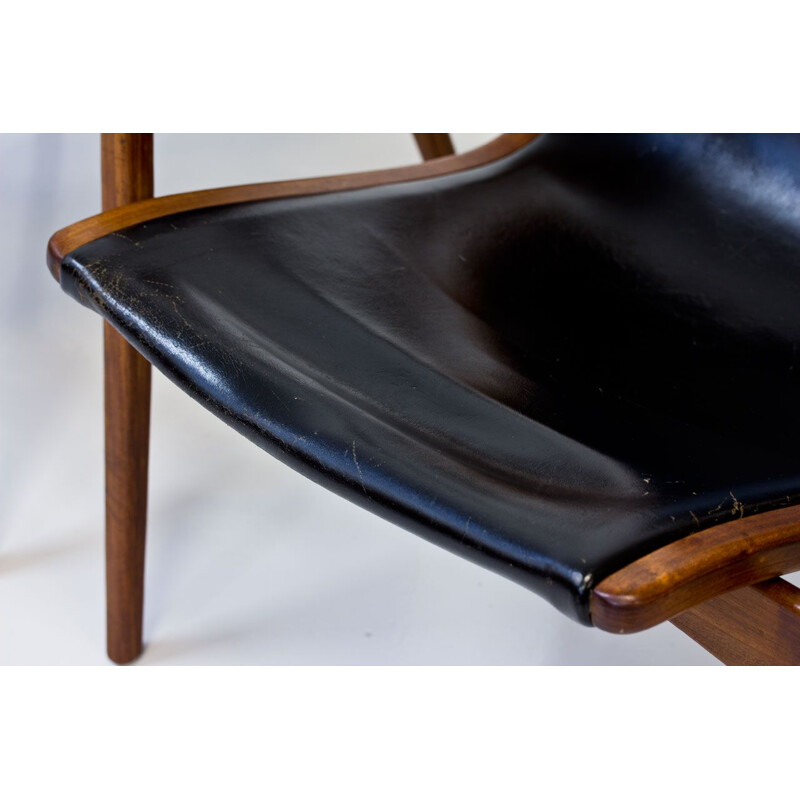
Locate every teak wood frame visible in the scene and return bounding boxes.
[53,132,800,665]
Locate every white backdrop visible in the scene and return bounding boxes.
[0,133,722,665]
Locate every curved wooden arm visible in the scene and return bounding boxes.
[591,504,800,633]
[47,133,538,281]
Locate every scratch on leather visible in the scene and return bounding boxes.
[352,441,368,495]
[729,491,745,519]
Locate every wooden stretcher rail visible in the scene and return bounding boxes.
[672,578,800,665]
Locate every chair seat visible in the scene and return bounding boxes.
[58,134,800,624]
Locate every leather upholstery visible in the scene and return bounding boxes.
[58,134,800,624]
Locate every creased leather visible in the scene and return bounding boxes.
[59,134,800,624]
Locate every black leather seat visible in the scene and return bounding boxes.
[58,134,800,624]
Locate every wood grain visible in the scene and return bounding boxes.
[47,133,539,280]
[672,578,800,665]
[591,504,800,633]
[102,134,153,665]
[414,133,456,160]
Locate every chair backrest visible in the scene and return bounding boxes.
[448,134,800,445]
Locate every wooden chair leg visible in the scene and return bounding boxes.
[671,578,800,665]
[101,134,154,664]
[105,324,151,663]
[413,133,455,160]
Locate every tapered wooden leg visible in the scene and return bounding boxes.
[413,133,455,160]
[101,133,154,664]
[105,323,151,663]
